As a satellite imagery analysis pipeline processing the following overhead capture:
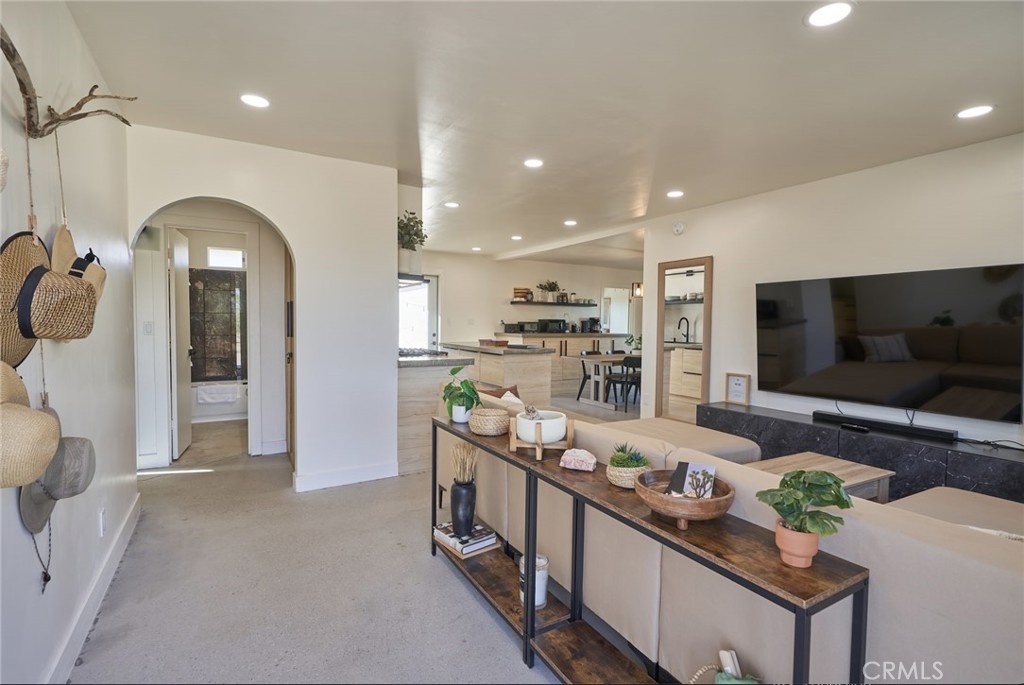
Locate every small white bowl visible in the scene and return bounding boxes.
[516,410,567,444]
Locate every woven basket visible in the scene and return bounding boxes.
[606,464,651,489]
[469,407,510,436]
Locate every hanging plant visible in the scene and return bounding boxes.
[397,210,427,251]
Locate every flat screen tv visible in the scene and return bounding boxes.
[755,264,1023,424]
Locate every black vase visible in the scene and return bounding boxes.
[450,481,477,537]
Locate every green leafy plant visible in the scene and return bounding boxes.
[536,280,560,292]
[442,365,482,417]
[624,333,642,350]
[928,309,955,326]
[755,470,853,537]
[609,442,650,468]
[397,210,427,250]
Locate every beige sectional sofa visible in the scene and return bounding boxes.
[432,390,1024,684]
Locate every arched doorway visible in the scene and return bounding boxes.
[130,197,296,471]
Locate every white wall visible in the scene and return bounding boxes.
[125,126,397,492]
[420,251,642,340]
[0,4,139,682]
[638,134,1024,444]
[178,228,246,268]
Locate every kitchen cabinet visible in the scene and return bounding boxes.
[669,347,703,399]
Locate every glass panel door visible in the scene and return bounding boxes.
[399,275,439,349]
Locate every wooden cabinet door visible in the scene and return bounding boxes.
[534,337,564,380]
[562,338,591,379]
[669,349,684,395]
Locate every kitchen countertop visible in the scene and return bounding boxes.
[441,342,556,355]
[398,355,474,368]
[664,342,703,350]
[494,332,629,338]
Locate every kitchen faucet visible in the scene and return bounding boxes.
[677,316,690,343]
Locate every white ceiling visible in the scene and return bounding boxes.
[63,1,1023,269]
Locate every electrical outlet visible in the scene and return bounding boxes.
[99,508,105,538]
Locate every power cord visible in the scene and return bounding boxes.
[957,437,1024,453]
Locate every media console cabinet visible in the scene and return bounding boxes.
[431,418,870,684]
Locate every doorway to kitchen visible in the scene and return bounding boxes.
[399,274,440,351]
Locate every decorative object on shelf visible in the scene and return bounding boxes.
[755,470,852,568]
[636,470,734,530]
[606,442,651,489]
[510,407,573,460]
[397,209,427,275]
[1,25,137,139]
[624,333,642,352]
[450,442,478,536]
[513,287,533,302]
[0,362,59,488]
[559,448,597,472]
[468,407,510,436]
[536,279,560,302]
[433,521,499,559]
[519,553,549,609]
[725,372,750,406]
[442,365,481,423]
[476,338,509,347]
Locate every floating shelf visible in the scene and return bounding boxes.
[665,299,703,305]
[510,301,597,307]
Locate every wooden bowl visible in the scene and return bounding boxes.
[634,470,735,530]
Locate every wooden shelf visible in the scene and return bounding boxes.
[510,301,597,307]
[532,621,655,684]
[436,542,570,634]
[665,299,703,305]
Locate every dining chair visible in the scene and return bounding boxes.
[576,350,602,401]
[605,355,642,409]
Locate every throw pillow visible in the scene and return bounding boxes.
[858,333,914,363]
[500,391,520,403]
[478,384,519,400]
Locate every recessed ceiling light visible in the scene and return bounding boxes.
[444,201,460,208]
[240,93,270,108]
[564,220,577,227]
[957,105,994,119]
[524,159,544,168]
[666,190,685,198]
[511,235,523,241]
[806,2,853,27]
[471,246,482,252]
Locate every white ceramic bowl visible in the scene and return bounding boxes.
[516,410,567,444]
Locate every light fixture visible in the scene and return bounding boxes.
[471,246,482,252]
[524,158,544,168]
[631,282,644,298]
[511,235,523,241]
[563,219,577,227]
[667,190,684,198]
[240,93,269,108]
[444,201,460,208]
[957,105,994,119]
[806,2,853,28]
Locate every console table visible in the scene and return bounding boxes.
[431,418,870,684]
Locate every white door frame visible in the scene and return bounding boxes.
[168,228,193,459]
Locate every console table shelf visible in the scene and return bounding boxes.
[436,543,570,634]
[533,621,655,684]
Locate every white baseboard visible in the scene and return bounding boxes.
[48,493,141,684]
[190,414,247,424]
[293,461,398,493]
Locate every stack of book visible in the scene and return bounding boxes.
[433,522,501,559]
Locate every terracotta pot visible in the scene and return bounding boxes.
[774,520,820,568]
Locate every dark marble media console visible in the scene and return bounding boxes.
[698,403,1024,503]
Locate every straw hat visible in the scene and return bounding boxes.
[0,147,7,192]
[0,362,60,489]
[0,232,49,368]
[19,435,96,534]
[52,225,106,301]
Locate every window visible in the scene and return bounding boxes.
[189,268,247,381]
[207,247,245,269]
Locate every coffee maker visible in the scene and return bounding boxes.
[581,317,602,333]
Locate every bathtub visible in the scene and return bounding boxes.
[191,380,248,423]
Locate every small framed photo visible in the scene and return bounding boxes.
[725,372,751,406]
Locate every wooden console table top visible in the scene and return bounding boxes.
[751,451,896,503]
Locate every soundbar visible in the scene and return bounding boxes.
[811,410,958,443]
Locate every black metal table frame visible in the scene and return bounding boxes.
[431,419,869,684]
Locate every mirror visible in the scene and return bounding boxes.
[655,256,713,423]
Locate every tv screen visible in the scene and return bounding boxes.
[755,264,1023,424]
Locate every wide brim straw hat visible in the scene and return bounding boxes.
[52,225,106,301]
[0,363,60,489]
[0,232,49,368]
[19,436,96,534]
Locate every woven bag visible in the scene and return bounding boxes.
[606,464,651,490]
[469,407,510,436]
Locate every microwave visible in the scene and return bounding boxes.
[539,319,567,333]
[519,321,540,333]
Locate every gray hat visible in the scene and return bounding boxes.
[20,436,96,534]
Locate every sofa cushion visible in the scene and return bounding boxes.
[904,326,960,362]
[838,335,866,361]
[780,360,947,407]
[859,333,914,362]
[478,384,520,400]
[941,362,1023,393]
[888,486,1024,535]
[612,417,761,464]
[572,421,674,469]
[958,324,1022,366]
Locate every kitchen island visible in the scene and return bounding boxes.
[440,342,555,407]
[494,332,631,393]
[397,353,474,475]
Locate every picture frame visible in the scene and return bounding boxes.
[725,372,751,406]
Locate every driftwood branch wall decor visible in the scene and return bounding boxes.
[1,24,137,138]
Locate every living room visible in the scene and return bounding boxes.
[1,2,1021,684]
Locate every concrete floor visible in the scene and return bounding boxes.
[70,421,558,684]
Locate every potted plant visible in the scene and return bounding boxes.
[450,442,478,536]
[755,470,853,568]
[606,442,651,489]
[397,210,427,275]
[625,333,642,352]
[537,279,560,302]
[443,365,481,423]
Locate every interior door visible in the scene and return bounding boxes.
[169,228,192,459]
[285,250,295,466]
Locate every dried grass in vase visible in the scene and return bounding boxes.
[452,443,478,484]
